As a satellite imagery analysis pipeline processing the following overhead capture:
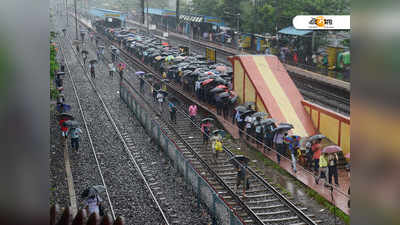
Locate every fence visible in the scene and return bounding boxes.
[120,80,243,225]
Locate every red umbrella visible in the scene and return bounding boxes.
[216,84,227,89]
[201,78,214,86]
[161,42,169,46]
[322,145,342,154]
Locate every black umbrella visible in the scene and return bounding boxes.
[229,155,250,167]
[210,87,225,93]
[89,59,98,64]
[272,123,294,133]
[201,118,214,123]
[157,90,168,96]
[308,134,326,142]
[63,120,80,128]
[230,95,238,103]
[261,118,276,126]
[56,72,65,76]
[218,92,230,98]
[57,113,74,121]
[212,129,226,137]
[81,50,89,55]
[244,102,255,108]
[235,105,247,112]
[241,110,255,118]
[252,112,268,118]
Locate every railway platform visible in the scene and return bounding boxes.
[77,15,350,216]
[126,19,350,92]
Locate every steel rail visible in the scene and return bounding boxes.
[62,27,171,225]
[57,34,116,220]
[77,19,319,224]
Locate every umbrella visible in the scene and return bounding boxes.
[216,84,228,89]
[252,112,268,118]
[308,134,326,142]
[230,95,238,103]
[135,71,145,76]
[56,72,65,76]
[345,153,350,159]
[81,50,89,55]
[215,65,227,72]
[261,118,276,126]
[81,185,106,199]
[89,59,97,64]
[56,103,71,113]
[235,105,247,112]
[210,87,225,93]
[241,110,255,118]
[201,79,214,86]
[272,123,294,133]
[322,145,342,154]
[57,113,74,121]
[161,42,169,46]
[244,102,255,108]
[201,118,214,123]
[229,155,250,167]
[155,56,163,61]
[218,92,230,98]
[63,120,80,128]
[157,90,168,96]
[212,129,226,136]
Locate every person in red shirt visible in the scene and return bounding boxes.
[311,139,322,174]
[59,119,69,140]
[293,52,298,65]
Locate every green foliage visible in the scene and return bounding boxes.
[191,0,350,34]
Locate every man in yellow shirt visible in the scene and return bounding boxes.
[315,153,328,186]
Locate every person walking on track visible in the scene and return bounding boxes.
[67,127,82,151]
[201,122,211,145]
[189,104,198,123]
[157,92,165,113]
[89,63,95,79]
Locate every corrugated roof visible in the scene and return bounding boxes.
[278,26,312,36]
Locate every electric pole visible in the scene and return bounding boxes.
[66,0,68,26]
[74,0,78,40]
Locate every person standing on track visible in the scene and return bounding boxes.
[168,101,177,123]
[139,75,145,93]
[67,127,82,151]
[157,92,165,113]
[235,110,243,138]
[108,62,115,77]
[201,122,211,146]
[213,139,223,161]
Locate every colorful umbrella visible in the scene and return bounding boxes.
[201,79,214,86]
[161,42,169,46]
[345,153,350,159]
[216,84,228,89]
[135,71,145,76]
[322,145,342,154]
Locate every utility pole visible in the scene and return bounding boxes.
[74,0,78,40]
[66,0,68,26]
[146,0,149,34]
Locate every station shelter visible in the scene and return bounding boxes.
[229,55,350,156]
[89,8,127,27]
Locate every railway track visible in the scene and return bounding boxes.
[78,18,323,225]
[127,20,350,115]
[58,22,172,224]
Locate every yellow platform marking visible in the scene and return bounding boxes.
[252,56,308,136]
